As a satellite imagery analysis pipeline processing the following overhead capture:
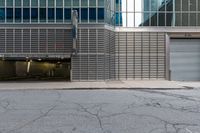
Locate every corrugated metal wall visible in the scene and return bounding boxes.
[115,32,166,80]
[71,29,115,81]
[0,29,72,54]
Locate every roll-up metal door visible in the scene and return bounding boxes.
[170,39,200,81]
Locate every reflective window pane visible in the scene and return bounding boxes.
[135,0,142,12]
[81,8,88,22]
[15,0,21,6]
[135,13,142,27]
[0,0,5,7]
[23,8,30,22]
[56,0,63,7]
[64,8,71,21]
[0,8,5,22]
[89,0,96,7]
[23,0,30,6]
[48,8,54,22]
[31,8,38,22]
[6,8,13,22]
[73,0,79,7]
[7,0,13,7]
[40,8,46,22]
[127,0,134,12]
[56,8,63,22]
[98,8,104,22]
[98,0,104,7]
[40,0,46,7]
[89,8,96,22]
[81,0,88,7]
[31,0,38,6]
[48,0,54,7]
[127,13,134,27]
[64,0,71,7]
[15,8,21,22]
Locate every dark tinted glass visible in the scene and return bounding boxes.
[15,8,21,22]
[64,8,71,21]
[48,8,54,21]
[40,8,46,22]
[81,8,88,22]
[6,8,13,22]
[98,8,104,21]
[89,8,96,22]
[23,8,30,22]
[31,8,38,22]
[0,8,5,22]
[73,8,79,17]
[56,8,63,21]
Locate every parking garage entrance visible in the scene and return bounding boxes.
[0,58,71,81]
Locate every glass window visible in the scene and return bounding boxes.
[23,8,30,22]
[64,0,71,7]
[40,8,46,22]
[48,8,54,22]
[135,13,142,27]
[6,8,13,22]
[23,0,30,6]
[0,0,5,7]
[56,0,63,7]
[150,12,158,26]
[89,8,96,22]
[81,0,88,7]
[127,0,134,12]
[73,0,79,7]
[56,8,63,21]
[7,0,13,7]
[40,0,46,7]
[135,0,142,12]
[0,8,5,22]
[81,8,88,22]
[127,13,134,27]
[64,8,71,21]
[98,0,104,7]
[15,0,21,6]
[98,8,104,21]
[31,8,38,22]
[89,0,96,7]
[48,0,54,7]
[15,8,21,22]
[190,13,196,26]
[31,0,38,6]
[158,12,165,26]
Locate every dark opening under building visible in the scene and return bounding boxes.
[0,0,199,81]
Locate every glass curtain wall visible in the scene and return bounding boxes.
[115,0,200,27]
[0,0,105,24]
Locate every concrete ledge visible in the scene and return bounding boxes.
[0,80,198,90]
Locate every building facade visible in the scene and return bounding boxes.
[0,0,199,81]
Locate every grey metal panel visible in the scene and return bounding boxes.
[6,29,14,53]
[39,29,47,53]
[31,29,39,53]
[170,39,200,81]
[0,29,5,53]
[22,29,31,53]
[15,29,22,53]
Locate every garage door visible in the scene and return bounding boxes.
[170,39,200,81]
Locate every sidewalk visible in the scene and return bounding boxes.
[0,80,199,90]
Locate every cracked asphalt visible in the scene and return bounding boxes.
[0,89,200,133]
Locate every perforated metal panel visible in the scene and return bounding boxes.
[115,32,166,80]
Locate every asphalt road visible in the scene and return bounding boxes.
[0,89,200,133]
